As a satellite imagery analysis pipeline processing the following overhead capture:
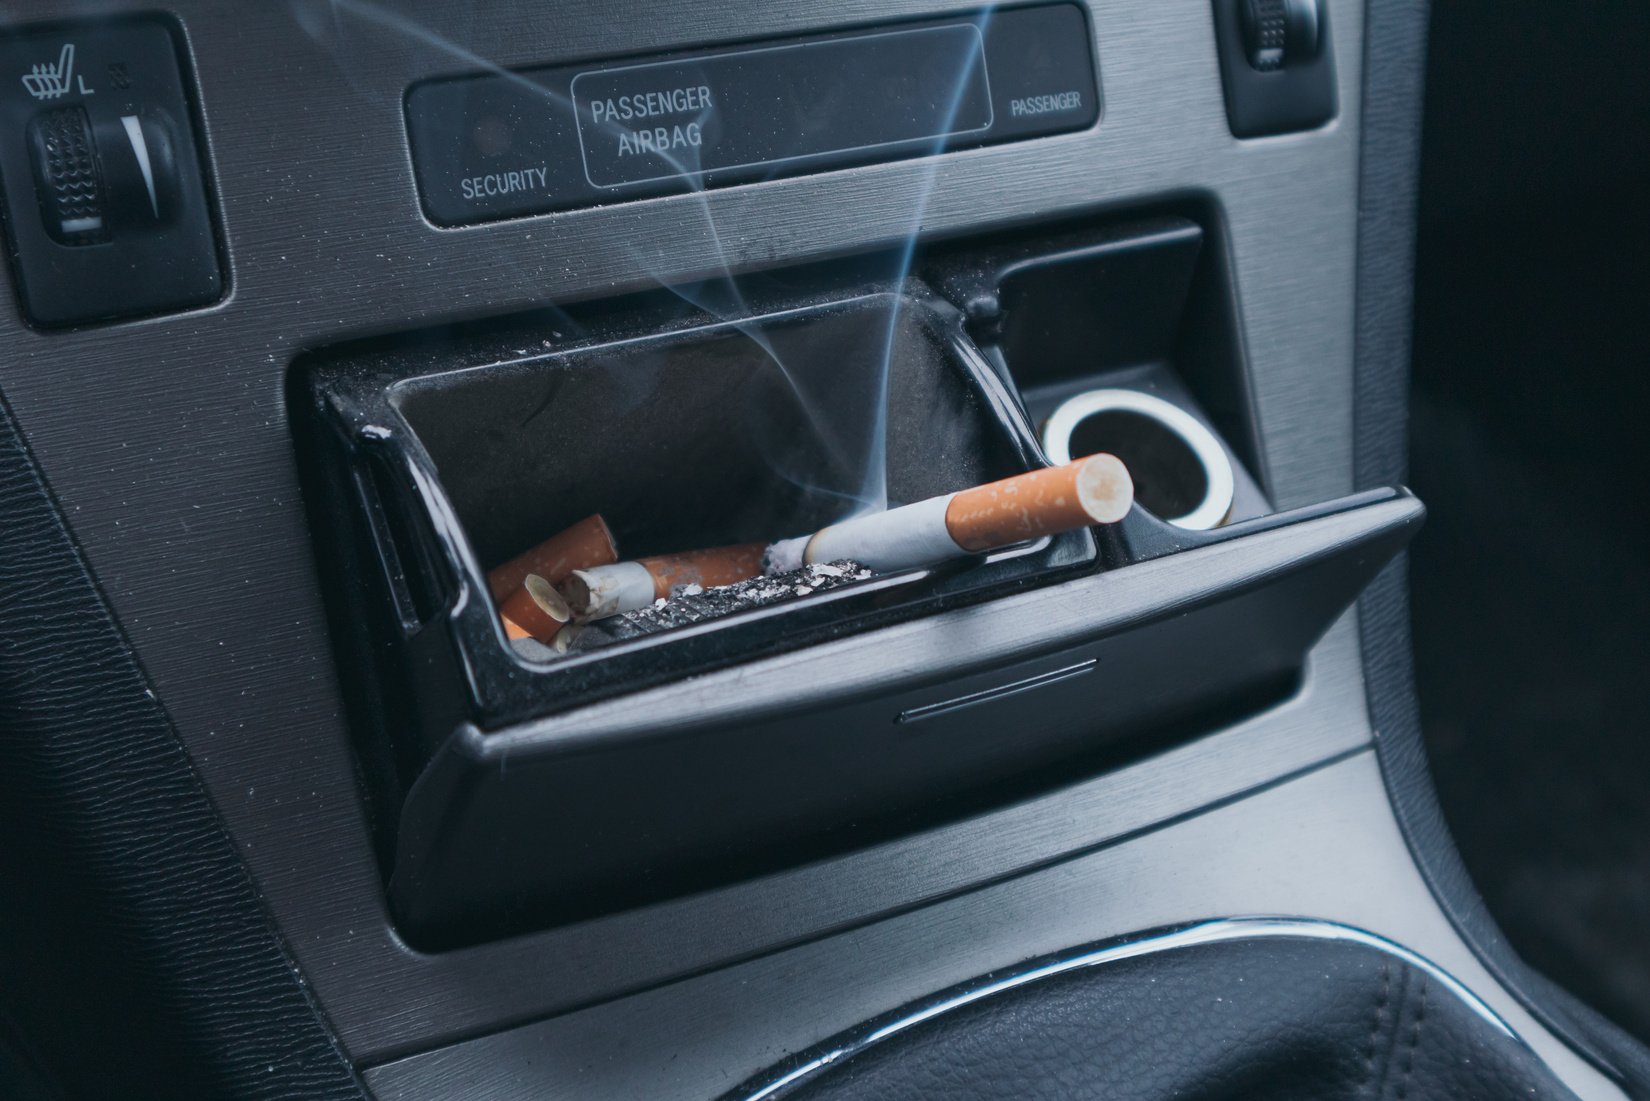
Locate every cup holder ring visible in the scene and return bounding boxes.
[1042,389,1236,531]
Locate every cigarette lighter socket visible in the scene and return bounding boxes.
[290,214,1421,948]
[926,215,1275,536]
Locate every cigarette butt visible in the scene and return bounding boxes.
[560,542,766,621]
[794,455,1133,573]
[487,514,618,602]
[946,453,1134,551]
[552,624,588,654]
[498,573,573,642]
[560,561,655,622]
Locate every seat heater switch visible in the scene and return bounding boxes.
[1238,0,1321,72]
[28,107,181,244]
[0,18,221,327]
[1210,0,1336,137]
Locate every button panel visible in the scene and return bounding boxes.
[406,4,1100,226]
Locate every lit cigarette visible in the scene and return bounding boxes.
[946,453,1133,549]
[487,514,618,601]
[768,454,1133,574]
[499,574,573,642]
[559,542,767,621]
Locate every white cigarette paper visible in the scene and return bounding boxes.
[765,454,1134,576]
[561,561,656,621]
[798,496,959,573]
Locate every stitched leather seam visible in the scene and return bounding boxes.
[1397,973,1429,1100]
[1364,960,1391,1099]
[1376,965,1416,1101]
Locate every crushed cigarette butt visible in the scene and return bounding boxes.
[499,573,573,642]
[561,542,766,621]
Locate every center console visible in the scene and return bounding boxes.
[0,0,1634,1098]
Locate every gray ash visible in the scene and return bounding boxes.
[560,560,872,654]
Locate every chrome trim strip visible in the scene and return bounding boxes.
[733,917,1521,1101]
[896,659,1097,724]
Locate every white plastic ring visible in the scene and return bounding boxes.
[1042,388,1235,531]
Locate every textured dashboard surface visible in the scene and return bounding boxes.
[0,398,362,1096]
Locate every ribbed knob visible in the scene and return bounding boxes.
[1240,0,1322,72]
[27,106,108,245]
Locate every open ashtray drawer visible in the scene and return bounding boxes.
[292,230,1421,947]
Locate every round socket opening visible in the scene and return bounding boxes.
[1042,389,1236,531]
[1070,409,1207,519]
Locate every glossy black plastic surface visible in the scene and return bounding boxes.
[393,487,1420,944]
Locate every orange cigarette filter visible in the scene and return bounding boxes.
[945,453,1134,552]
[640,543,766,598]
[487,514,618,601]
[499,574,573,642]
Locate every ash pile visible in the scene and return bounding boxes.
[489,454,1134,659]
[532,562,871,657]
